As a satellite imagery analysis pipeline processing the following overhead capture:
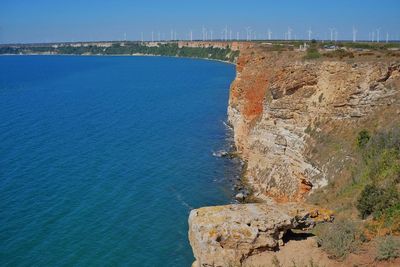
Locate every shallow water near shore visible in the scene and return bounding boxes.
[0,56,237,266]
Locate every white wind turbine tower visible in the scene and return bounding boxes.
[236,31,239,41]
[151,31,154,42]
[287,27,292,40]
[307,28,312,41]
[245,27,250,41]
[190,30,193,41]
[210,30,213,41]
[386,32,389,43]
[268,29,272,40]
[372,31,375,42]
[334,29,338,42]
[224,25,228,41]
[329,28,335,42]
[376,28,381,43]
[352,26,357,43]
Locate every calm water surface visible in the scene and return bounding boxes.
[0,56,236,266]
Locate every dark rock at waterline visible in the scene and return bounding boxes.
[212,150,229,158]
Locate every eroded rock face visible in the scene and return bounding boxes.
[228,47,400,201]
[188,203,333,267]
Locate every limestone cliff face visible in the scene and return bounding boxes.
[228,47,400,201]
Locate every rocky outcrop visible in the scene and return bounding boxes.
[228,47,400,201]
[189,203,333,267]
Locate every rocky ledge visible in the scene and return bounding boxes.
[188,203,333,267]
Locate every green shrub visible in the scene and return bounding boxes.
[381,203,400,229]
[357,184,400,219]
[304,47,321,60]
[357,184,384,219]
[314,220,359,259]
[375,236,400,261]
[354,128,400,224]
[357,130,370,148]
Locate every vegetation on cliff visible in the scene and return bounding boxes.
[310,127,400,260]
[0,42,239,62]
[355,128,400,233]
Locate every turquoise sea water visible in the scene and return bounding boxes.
[0,56,237,266]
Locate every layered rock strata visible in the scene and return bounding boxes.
[228,47,400,201]
[189,203,333,267]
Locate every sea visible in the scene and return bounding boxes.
[0,55,238,266]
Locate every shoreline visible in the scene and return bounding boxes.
[0,53,237,65]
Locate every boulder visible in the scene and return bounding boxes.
[188,203,333,267]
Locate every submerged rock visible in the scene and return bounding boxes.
[188,203,333,267]
[212,150,229,158]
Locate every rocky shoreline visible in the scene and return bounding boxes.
[188,43,400,266]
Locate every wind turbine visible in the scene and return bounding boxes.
[287,27,292,41]
[151,31,154,42]
[352,26,357,43]
[386,32,389,43]
[376,28,381,43]
[307,28,312,41]
[210,30,213,41]
[190,30,193,41]
[268,29,272,40]
[329,28,335,42]
[245,27,251,41]
[237,31,239,41]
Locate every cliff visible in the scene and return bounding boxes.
[189,44,400,266]
[228,45,400,202]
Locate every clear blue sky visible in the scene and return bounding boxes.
[1,0,399,43]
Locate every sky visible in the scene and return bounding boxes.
[1,0,399,44]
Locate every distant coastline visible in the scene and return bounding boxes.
[0,52,237,65]
[0,41,241,64]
